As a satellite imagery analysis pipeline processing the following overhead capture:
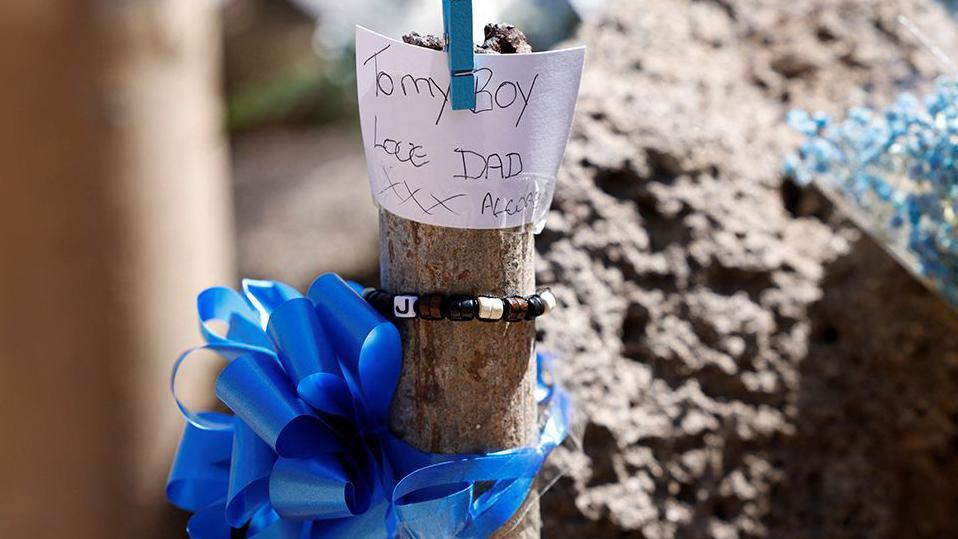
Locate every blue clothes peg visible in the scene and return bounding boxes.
[442,0,476,111]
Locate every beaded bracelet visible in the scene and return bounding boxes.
[361,288,558,322]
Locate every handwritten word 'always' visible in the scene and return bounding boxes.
[481,190,539,218]
[373,116,430,167]
[453,148,523,180]
[362,45,539,127]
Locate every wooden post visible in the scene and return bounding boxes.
[381,24,542,538]
[382,218,541,538]
[0,1,232,537]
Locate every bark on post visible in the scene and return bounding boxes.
[382,218,541,539]
[383,25,541,539]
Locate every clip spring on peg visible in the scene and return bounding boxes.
[442,0,476,111]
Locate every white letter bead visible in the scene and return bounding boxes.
[393,295,418,318]
[540,290,557,314]
[477,296,505,320]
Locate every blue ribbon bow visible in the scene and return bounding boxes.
[167,273,569,538]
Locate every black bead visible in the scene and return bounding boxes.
[526,295,545,319]
[369,290,393,315]
[447,296,476,321]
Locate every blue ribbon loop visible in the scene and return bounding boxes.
[167,273,569,538]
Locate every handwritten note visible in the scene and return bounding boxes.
[356,26,585,230]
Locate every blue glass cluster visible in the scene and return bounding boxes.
[786,77,958,307]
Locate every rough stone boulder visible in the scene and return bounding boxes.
[537,1,958,537]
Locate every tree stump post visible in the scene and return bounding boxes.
[378,24,543,538]
[381,216,541,538]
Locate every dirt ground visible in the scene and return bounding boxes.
[534,1,958,537]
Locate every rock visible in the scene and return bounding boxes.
[479,23,534,54]
[537,1,958,538]
[403,22,533,53]
[402,31,445,51]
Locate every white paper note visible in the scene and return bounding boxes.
[355,26,585,230]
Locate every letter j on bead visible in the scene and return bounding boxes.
[394,295,418,318]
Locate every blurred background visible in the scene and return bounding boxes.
[4,0,958,538]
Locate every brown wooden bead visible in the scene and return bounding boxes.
[504,296,529,322]
[416,293,445,320]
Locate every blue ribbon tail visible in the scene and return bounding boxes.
[393,451,542,538]
[394,481,473,539]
